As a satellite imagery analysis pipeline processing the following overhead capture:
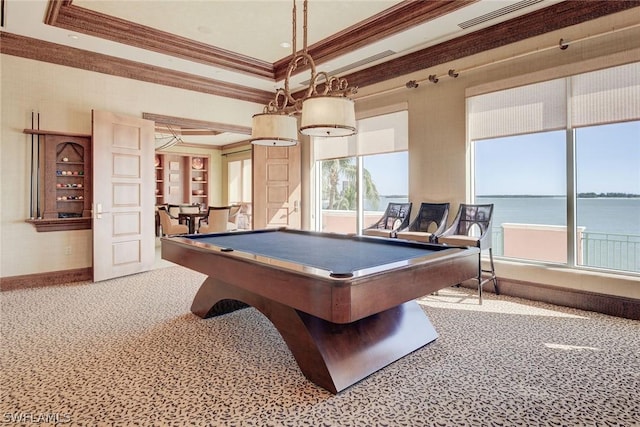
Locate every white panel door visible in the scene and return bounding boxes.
[252,145,301,229]
[92,110,155,282]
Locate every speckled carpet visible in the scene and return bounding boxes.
[1,266,639,426]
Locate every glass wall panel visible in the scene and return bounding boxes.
[316,111,409,235]
[474,131,567,263]
[362,152,409,229]
[228,160,241,203]
[469,62,640,274]
[575,121,640,272]
[319,157,358,234]
[228,158,252,230]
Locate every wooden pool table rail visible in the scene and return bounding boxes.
[190,276,437,394]
[162,232,479,324]
[161,231,479,393]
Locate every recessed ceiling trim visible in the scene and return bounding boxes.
[5,0,638,108]
[45,1,275,79]
[344,1,640,90]
[45,0,476,83]
[274,0,478,81]
[299,50,396,86]
[143,113,251,136]
[0,32,273,105]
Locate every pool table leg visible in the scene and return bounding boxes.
[191,276,438,394]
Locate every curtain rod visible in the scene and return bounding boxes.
[355,22,640,101]
[221,148,252,157]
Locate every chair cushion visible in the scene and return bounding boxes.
[438,235,480,247]
[171,224,189,234]
[396,231,433,243]
[363,229,394,238]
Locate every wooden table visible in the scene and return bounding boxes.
[178,212,207,234]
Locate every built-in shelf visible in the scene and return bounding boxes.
[24,129,92,232]
[154,153,209,207]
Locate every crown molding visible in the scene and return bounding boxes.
[46,0,478,83]
[45,0,274,79]
[272,0,477,81]
[4,1,639,103]
[142,113,251,135]
[0,32,273,105]
[342,0,640,89]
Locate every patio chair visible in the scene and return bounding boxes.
[362,202,412,238]
[397,202,450,243]
[437,203,498,304]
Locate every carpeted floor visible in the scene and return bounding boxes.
[1,266,639,426]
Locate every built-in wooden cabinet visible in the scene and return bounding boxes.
[47,136,92,219]
[154,153,209,208]
[154,154,165,204]
[189,156,208,207]
[25,129,92,231]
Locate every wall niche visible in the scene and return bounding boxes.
[25,129,92,232]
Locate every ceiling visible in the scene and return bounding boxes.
[2,0,637,147]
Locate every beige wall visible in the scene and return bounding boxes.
[0,55,260,277]
[2,9,639,300]
[351,10,640,299]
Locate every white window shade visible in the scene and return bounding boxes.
[468,79,567,141]
[228,160,241,203]
[570,62,640,127]
[314,110,408,160]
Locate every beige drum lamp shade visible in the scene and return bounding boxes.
[250,113,299,146]
[300,96,356,137]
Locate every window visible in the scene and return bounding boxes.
[319,157,358,234]
[468,62,640,274]
[575,122,640,272]
[474,131,567,263]
[363,152,409,229]
[227,156,252,230]
[315,111,409,234]
[228,158,251,205]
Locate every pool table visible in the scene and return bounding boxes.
[161,228,479,394]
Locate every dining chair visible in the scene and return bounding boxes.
[157,206,189,236]
[199,206,231,234]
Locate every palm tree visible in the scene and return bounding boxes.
[321,158,380,210]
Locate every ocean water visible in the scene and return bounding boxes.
[476,196,640,236]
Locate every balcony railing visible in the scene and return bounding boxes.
[322,211,639,273]
[580,232,640,272]
[493,225,639,273]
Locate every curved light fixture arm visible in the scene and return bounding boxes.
[263,0,357,116]
[251,0,358,145]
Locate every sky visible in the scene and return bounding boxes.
[474,121,640,196]
[363,151,408,195]
[336,121,639,197]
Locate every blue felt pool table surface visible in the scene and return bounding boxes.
[183,228,448,276]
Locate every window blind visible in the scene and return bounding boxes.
[314,110,408,160]
[570,62,640,127]
[468,61,640,140]
[468,78,567,141]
